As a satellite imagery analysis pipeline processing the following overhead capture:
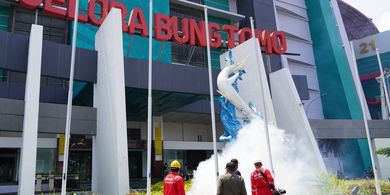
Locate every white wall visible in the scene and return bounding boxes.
[0,137,56,148]
[277,14,311,41]
[163,122,183,141]
[127,119,224,142]
[285,38,315,66]
[275,0,324,119]
[302,90,325,119]
[127,120,217,142]
[163,122,212,142]
[276,0,306,10]
[374,139,390,180]
[184,123,210,142]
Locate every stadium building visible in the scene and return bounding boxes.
[0,0,389,193]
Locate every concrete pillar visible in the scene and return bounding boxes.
[17,24,43,195]
[93,9,130,195]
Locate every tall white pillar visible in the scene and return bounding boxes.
[94,9,130,195]
[18,24,43,195]
[270,69,326,172]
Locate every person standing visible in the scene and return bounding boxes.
[230,158,241,176]
[163,160,186,195]
[163,163,168,176]
[183,163,188,180]
[250,160,274,195]
[217,162,247,195]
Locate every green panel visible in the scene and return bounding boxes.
[73,81,87,98]
[209,16,230,69]
[357,139,372,171]
[339,139,366,177]
[210,49,224,69]
[357,52,390,75]
[204,0,229,11]
[36,148,55,174]
[0,68,4,82]
[361,79,381,118]
[305,0,362,120]
[356,52,390,119]
[73,82,94,107]
[0,6,10,31]
[74,0,171,63]
[305,0,367,177]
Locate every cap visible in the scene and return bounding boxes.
[230,158,239,165]
[225,162,236,169]
[254,160,262,165]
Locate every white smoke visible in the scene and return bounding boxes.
[188,117,322,195]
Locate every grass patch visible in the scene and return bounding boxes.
[314,174,390,194]
[129,175,390,195]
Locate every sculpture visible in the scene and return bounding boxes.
[217,51,256,141]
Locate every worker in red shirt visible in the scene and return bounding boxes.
[250,160,274,195]
[163,160,186,195]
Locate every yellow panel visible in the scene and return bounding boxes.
[155,127,162,141]
[155,141,162,155]
[154,127,163,155]
[58,134,65,155]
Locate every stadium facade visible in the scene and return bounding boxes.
[0,0,389,193]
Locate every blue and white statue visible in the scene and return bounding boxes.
[217,50,257,142]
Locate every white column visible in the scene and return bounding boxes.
[94,8,129,195]
[18,24,43,195]
[330,0,371,119]
[270,69,326,172]
[204,6,219,184]
[147,1,154,194]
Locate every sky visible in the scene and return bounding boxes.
[342,0,390,32]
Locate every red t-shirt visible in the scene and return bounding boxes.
[163,172,186,195]
[250,168,274,195]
